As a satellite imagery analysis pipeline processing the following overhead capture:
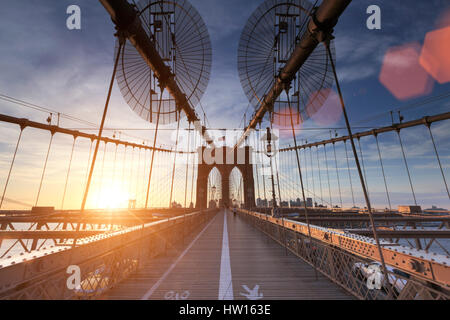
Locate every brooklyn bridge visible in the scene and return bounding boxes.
[0,0,449,300]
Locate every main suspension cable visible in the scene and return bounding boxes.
[145,88,165,209]
[326,41,393,298]
[286,90,318,280]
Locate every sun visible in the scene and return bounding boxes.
[96,185,130,209]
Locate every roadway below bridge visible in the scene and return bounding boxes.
[101,210,353,300]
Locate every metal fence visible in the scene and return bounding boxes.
[0,209,218,300]
[238,209,450,300]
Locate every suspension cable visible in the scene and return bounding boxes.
[332,135,343,208]
[74,39,124,247]
[302,145,310,200]
[135,148,142,206]
[145,88,165,209]
[344,140,356,208]
[427,123,450,199]
[61,137,77,210]
[316,146,324,206]
[375,134,392,211]
[169,111,182,208]
[254,133,261,202]
[80,41,124,212]
[326,41,393,298]
[111,143,119,199]
[286,90,318,280]
[190,130,196,207]
[259,131,268,203]
[357,138,370,199]
[35,132,55,207]
[323,144,333,208]
[98,142,108,208]
[309,147,316,206]
[271,121,283,208]
[184,122,192,209]
[0,128,24,210]
[83,140,94,194]
[128,147,135,203]
[396,129,417,206]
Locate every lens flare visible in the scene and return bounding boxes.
[379,43,434,101]
[420,26,450,84]
[306,88,343,126]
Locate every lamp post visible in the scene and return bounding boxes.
[261,127,279,217]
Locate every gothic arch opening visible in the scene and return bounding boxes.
[230,167,244,208]
[207,167,222,209]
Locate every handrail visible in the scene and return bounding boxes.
[238,209,450,287]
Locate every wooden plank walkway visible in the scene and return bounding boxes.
[101,210,353,300]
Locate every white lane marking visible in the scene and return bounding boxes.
[218,210,234,300]
[240,285,263,300]
[141,214,218,300]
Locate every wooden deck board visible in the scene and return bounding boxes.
[101,211,353,300]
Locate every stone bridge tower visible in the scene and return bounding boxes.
[196,146,255,209]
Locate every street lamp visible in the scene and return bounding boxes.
[261,127,279,217]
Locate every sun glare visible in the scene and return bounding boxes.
[96,185,130,209]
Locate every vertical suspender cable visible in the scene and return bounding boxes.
[111,143,118,197]
[169,112,181,208]
[344,140,356,208]
[323,144,333,208]
[427,123,449,199]
[397,129,417,206]
[61,137,77,210]
[302,147,309,201]
[190,130,196,207]
[316,146,324,206]
[260,136,268,204]
[35,133,55,207]
[332,139,343,209]
[122,146,127,199]
[83,140,94,192]
[184,123,191,208]
[128,147,135,202]
[0,128,24,210]
[375,134,392,211]
[135,148,142,206]
[98,142,108,208]
[254,133,261,203]
[309,147,316,206]
[273,145,283,208]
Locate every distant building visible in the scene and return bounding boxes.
[289,198,313,208]
[424,206,449,216]
[280,201,289,207]
[171,201,182,209]
[256,198,268,207]
[398,205,422,214]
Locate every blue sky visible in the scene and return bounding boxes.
[0,0,449,210]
